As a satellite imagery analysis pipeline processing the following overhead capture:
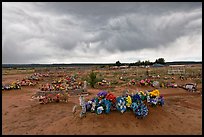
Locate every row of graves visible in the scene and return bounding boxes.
[95,75,197,93]
[127,77,198,92]
[40,75,87,93]
[2,73,49,91]
[78,89,164,119]
[31,90,69,104]
[128,78,178,88]
[32,75,89,104]
[89,72,198,93]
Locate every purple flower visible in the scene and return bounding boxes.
[97,91,108,97]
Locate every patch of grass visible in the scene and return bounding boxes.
[194,78,202,84]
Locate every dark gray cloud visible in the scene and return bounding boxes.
[2,2,202,63]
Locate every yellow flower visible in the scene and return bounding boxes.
[126,95,132,107]
[149,89,160,97]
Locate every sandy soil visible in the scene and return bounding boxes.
[2,72,202,135]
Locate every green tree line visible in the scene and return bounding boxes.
[115,58,166,66]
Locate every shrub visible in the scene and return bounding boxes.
[88,71,99,88]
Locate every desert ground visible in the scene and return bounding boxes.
[2,65,202,135]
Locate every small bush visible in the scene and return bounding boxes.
[87,71,100,88]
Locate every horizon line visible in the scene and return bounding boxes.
[2,60,202,65]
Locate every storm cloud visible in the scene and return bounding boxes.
[2,2,202,63]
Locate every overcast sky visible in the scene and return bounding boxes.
[2,2,202,64]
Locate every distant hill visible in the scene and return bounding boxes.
[2,61,202,68]
[2,63,113,68]
[165,61,202,65]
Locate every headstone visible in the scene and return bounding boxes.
[83,81,87,92]
[79,95,85,106]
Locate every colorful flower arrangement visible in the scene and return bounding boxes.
[80,89,164,119]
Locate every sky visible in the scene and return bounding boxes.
[2,2,202,64]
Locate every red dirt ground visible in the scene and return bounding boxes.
[2,73,202,135]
